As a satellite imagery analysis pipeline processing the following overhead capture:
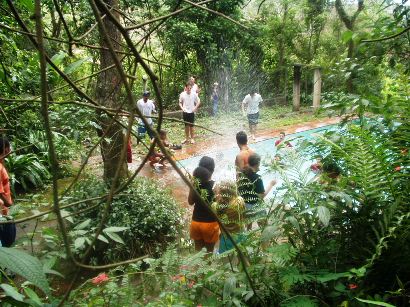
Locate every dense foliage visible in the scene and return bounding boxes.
[0,0,408,305]
[65,176,183,263]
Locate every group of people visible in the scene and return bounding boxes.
[134,75,264,153]
[188,131,276,254]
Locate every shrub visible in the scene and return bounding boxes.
[104,178,183,262]
[67,176,183,263]
[5,153,50,193]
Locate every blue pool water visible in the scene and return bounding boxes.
[177,125,338,199]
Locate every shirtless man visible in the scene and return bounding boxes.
[235,131,255,173]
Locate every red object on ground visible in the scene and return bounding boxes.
[395,166,401,171]
[92,273,109,285]
[127,138,132,163]
[348,283,358,290]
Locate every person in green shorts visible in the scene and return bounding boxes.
[213,180,246,253]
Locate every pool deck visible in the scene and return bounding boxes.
[133,116,342,208]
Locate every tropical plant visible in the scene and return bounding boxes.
[65,176,183,263]
[5,153,50,193]
[0,247,61,306]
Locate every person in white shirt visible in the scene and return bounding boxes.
[136,91,156,141]
[189,76,200,97]
[242,90,263,140]
[179,83,200,144]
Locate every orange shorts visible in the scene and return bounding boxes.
[190,221,220,243]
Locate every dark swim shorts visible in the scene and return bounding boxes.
[183,112,195,127]
[247,112,259,125]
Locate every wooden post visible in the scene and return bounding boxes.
[313,68,321,109]
[292,64,302,111]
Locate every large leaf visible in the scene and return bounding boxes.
[261,225,279,242]
[0,248,50,295]
[0,283,25,302]
[103,226,129,233]
[50,51,67,67]
[64,57,91,75]
[317,206,330,226]
[19,0,34,12]
[355,298,395,307]
[104,231,125,244]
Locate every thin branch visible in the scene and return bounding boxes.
[361,26,410,43]
[75,14,107,40]
[52,0,75,54]
[126,0,214,31]
[34,0,75,266]
[182,0,249,30]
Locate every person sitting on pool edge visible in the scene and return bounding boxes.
[275,131,293,148]
[188,157,219,253]
[237,153,276,230]
[148,130,174,168]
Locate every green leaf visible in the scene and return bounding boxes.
[317,206,330,226]
[50,51,67,67]
[97,235,109,244]
[24,287,43,307]
[355,298,396,307]
[315,272,351,283]
[281,296,318,306]
[0,283,25,302]
[223,276,236,301]
[74,237,86,250]
[19,0,34,12]
[43,268,64,278]
[261,225,278,242]
[105,232,125,244]
[286,216,300,233]
[0,248,50,295]
[74,219,91,230]
[342,30,353,43]
[64,57,91,75]
[103,226,129,233]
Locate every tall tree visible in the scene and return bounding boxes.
[94,0,127,182]
[335,0,364,92]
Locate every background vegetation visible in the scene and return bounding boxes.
[0,0,409,306]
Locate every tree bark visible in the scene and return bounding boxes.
[95,0,127,183]
[292,64,301,111]
[335,0,364,92]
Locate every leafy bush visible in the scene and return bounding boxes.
[104,178,183,261]
[5,153,50,193]
[67,176,183,263]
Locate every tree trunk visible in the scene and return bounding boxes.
[95,0,127,183]
[293,64,301,111]
[335,0,364,93]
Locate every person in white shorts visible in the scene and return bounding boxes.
[242,90,263,140]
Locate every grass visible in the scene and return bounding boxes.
[161,105,326,144]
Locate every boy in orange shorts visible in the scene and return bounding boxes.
[188,158,219,253]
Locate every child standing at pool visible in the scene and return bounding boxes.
[188,157,219,253]
[237,153,276,230]
[212,180,246,253]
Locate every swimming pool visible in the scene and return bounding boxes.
[177,124,338,199]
